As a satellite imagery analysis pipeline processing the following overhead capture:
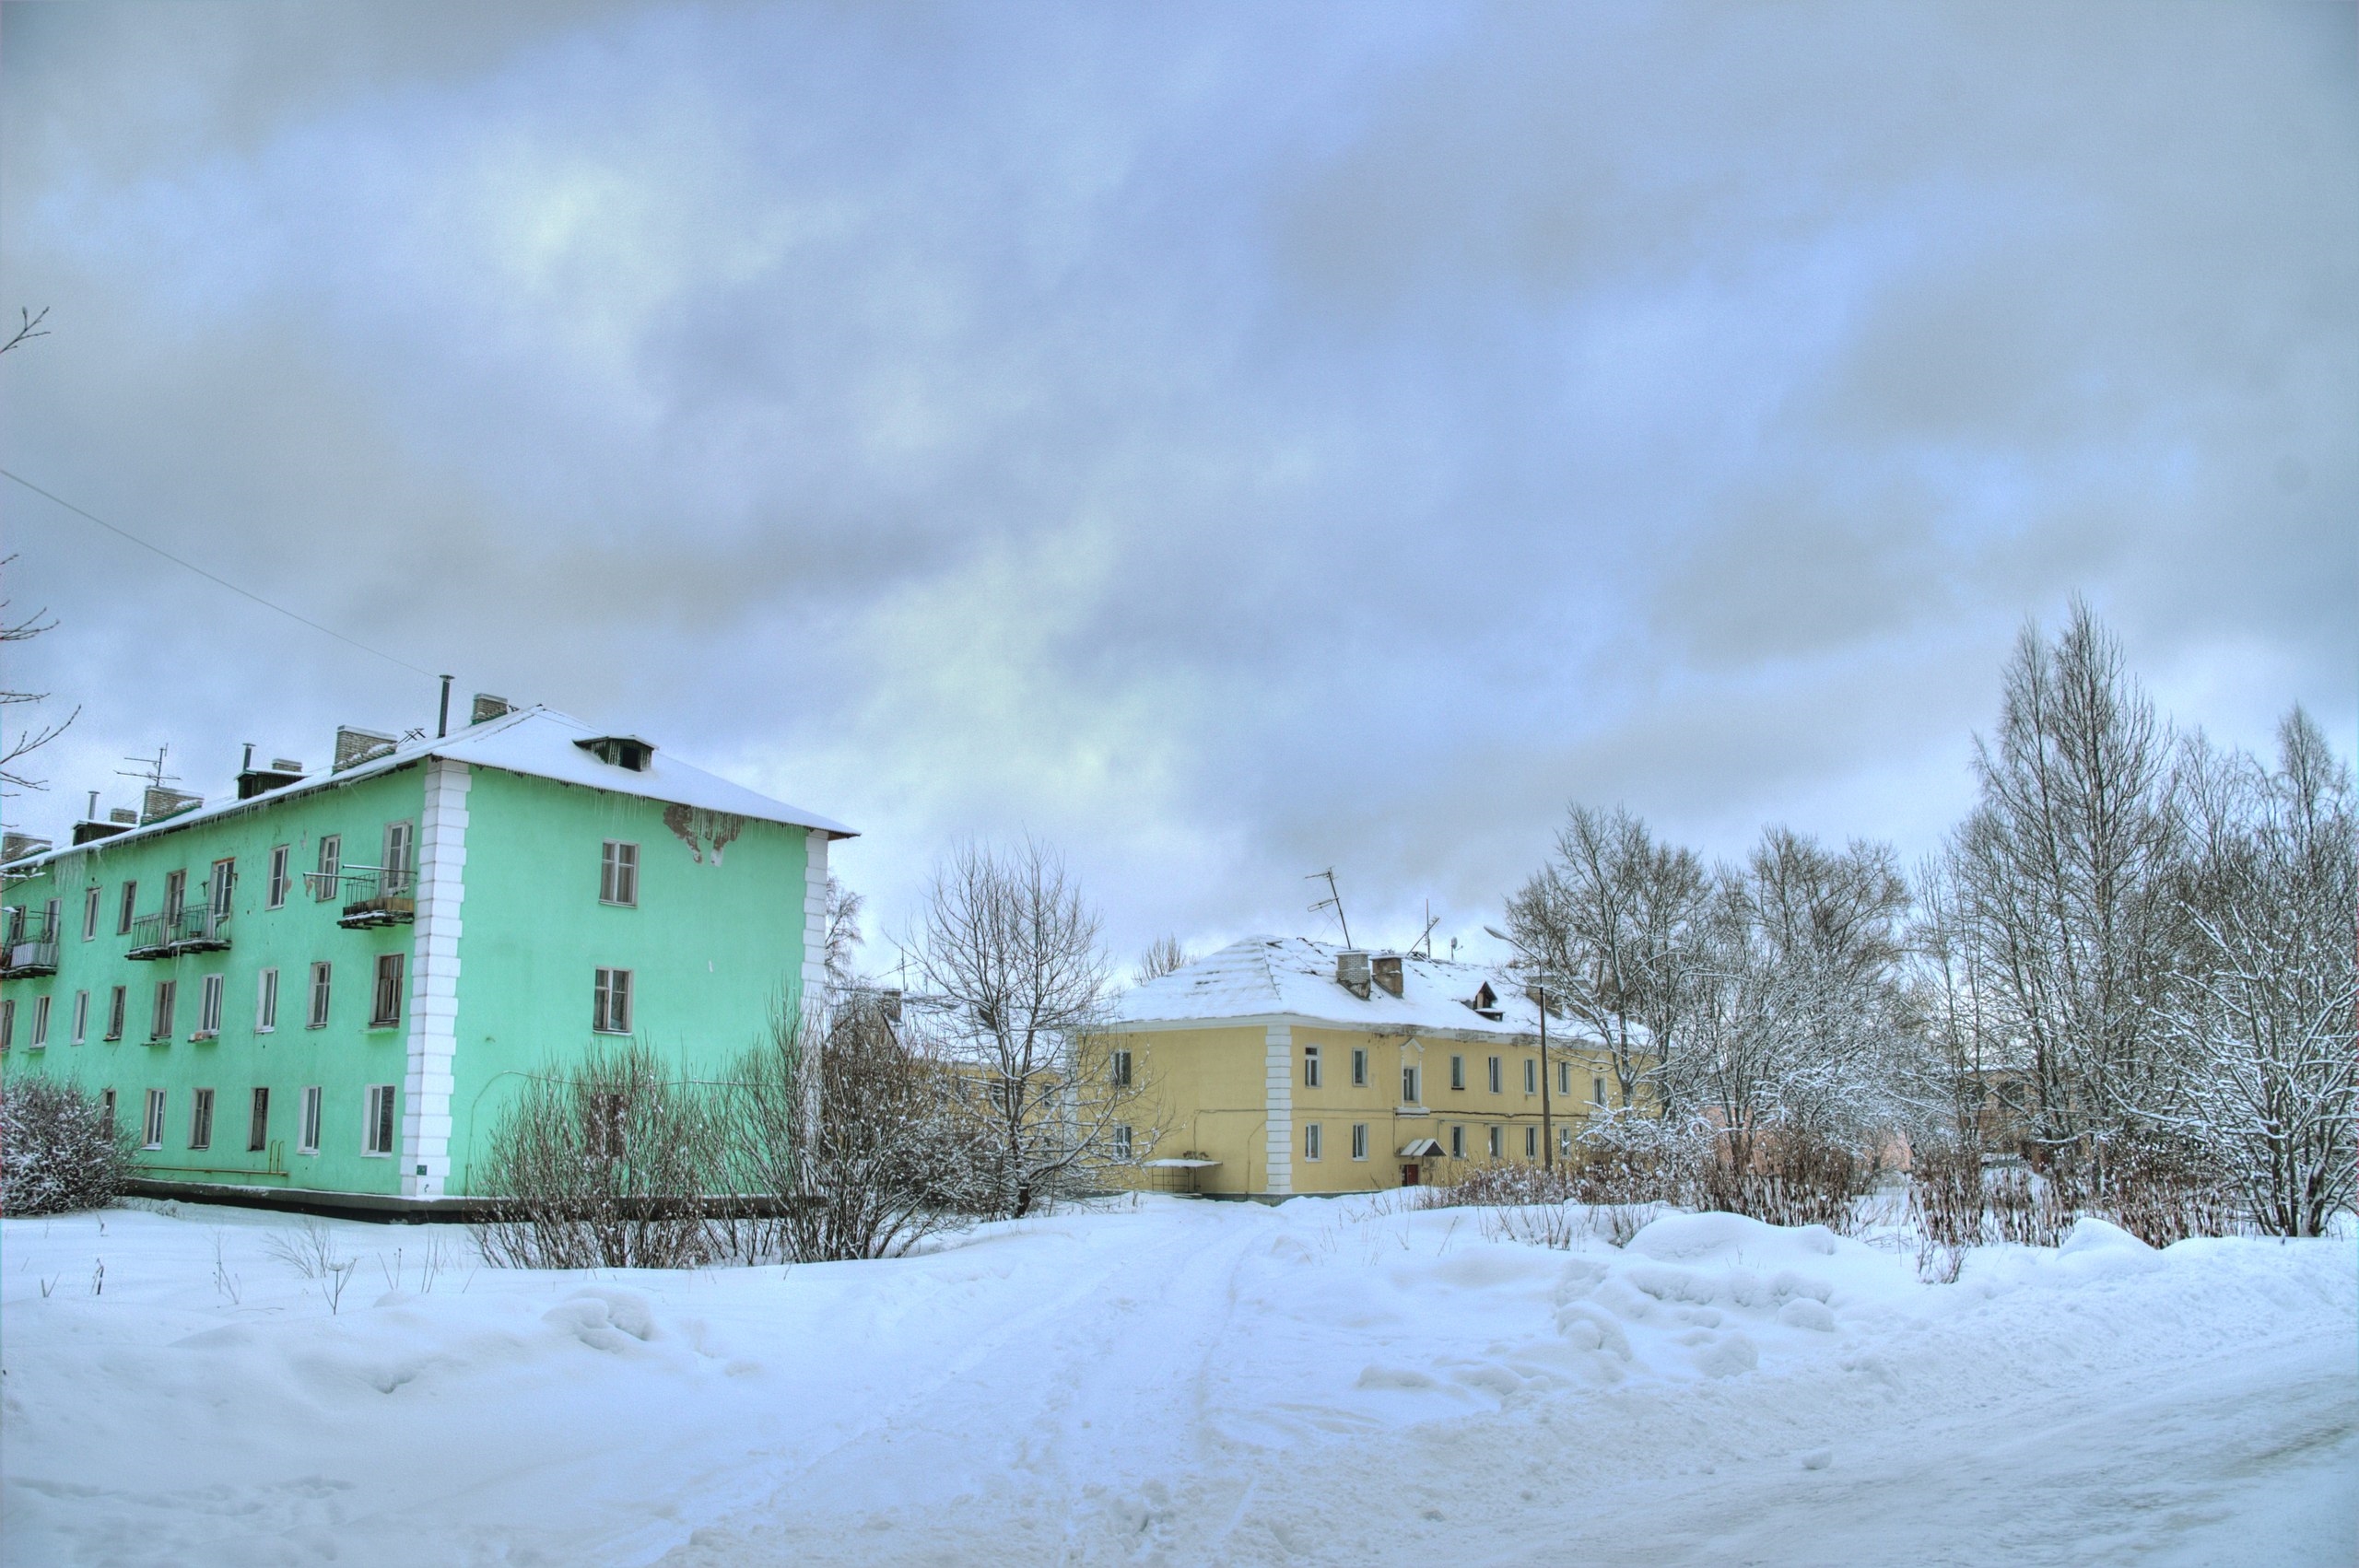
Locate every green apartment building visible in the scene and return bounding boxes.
[0,703,851,1214]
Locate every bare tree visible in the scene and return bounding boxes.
[2,557,78,794]
[911,840,1148,1217]
[1946,602,2182,1180]
[2153,709,2356,1235]
[720,999,989,1260]
[0,307,47,357]
[1503,804,1708,1114]
[1133,932,1192,987]
[823,876,865,989]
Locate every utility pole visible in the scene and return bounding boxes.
[1487,924,1557,1172]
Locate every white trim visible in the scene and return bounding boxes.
[399,759,469,1199]
[1263,1023,1294,1195]
[800,827,829,1014]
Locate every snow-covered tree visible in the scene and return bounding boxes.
[2153,709,2356,1236]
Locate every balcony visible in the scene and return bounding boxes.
[126,903,232,960]
[2,919,57,977]
[330,870,417,929]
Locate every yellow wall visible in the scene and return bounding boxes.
[1112,1020,1630,1196]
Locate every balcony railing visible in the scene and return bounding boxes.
[1,932,58,977]
[126,903,232,960]
[330,869,417,929]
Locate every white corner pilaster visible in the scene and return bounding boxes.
[800,827,830,1016]
[1264,1023,1294,1196]
[400,759,469,1199]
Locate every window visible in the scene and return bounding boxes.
[1559,1125,1574,1156]
[1304,1122,1322,1161]
[1525,1059,1537,1095]
[593,967,633,1034]
[149,979,177,1042]
[1559,1060,1571,1096]
[0,999,12,1051]
[72,989,89,1045]
[1450,1124,1465,1159]
[2,907,18,948]
[30,995,50,1048]
[106,986,126,1041]
[314,836,342,901]
[1351,1047,1368,1087]
[1113,1124,1133,1160]
[1525,1125,1538,1159]
[256,968,279,1032]
[382,821,415,894]
[209,859,235,920]
[364,1084,396,1155]
[144,1088,167,1149]
[1351,1123,1369,1160]
[370,954,405,1028]
[84,884,102,940]
[118,881,138,934]
[100,1089,116,1137]
[1488,1056,1502,1094]
[196,974,224,1037]
[267,845,291,908]
[299,1087,323,1154]
[249,1087,271,1153]
[189,1088,215,1151]
[1487,1124,1502,1159]
[1303,1045,1321,1088]
[1449,1055,1465,1092]
[308,963,333,1028]
[1402,1064,1420,1104]
[599,840,639,907]
[1110,1047,1133,1088]
[163,869,186,921]
[1592,1075,1606,1107]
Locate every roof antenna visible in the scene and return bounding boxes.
[1413,903,1440,959]
[1306,868,1352,948]
[438,674,453,738]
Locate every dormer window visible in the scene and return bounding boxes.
[576,735,655,772]
[1467,980,1504,1021]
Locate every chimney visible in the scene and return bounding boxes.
[237,755,307,800]
[1,832,52,864]
[471,694,514,725]
[334,727,398,772]
[1335,948,1371,1000]
[1370,953,1404,998]
[140,786,203,824]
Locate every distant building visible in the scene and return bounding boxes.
[0,703,851,1214]
[1108,937,1627,1197]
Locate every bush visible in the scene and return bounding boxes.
[2,1076,135,1215]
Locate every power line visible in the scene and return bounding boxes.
[1,466,439,680]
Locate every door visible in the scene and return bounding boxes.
[1401,1163,1421,1188]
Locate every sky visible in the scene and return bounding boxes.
[4,0,2353,972]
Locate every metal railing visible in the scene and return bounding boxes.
[126,903,232,959]
[1,937,58,977]
[330,869,417,928]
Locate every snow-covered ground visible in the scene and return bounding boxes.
[2,1195,2351,1568]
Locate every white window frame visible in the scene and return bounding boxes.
[308,962,333,1028]
[1487,1124,1502,1159]
[1525,1124,1538,1158]
[1450,1124,1465,1160]
[1110,1047,1133,1088]
[593,967,633,1035]
[1592,1075,1607,1107]
[29,994,50,1049]
[0,998,12,1051]
[209,859,235,921]
[370,953,405,1028]
[106,985,126,1041]
[1559,1124,1574,1156]
[118,880,138,935]
[143,1088,167,1149]
[314,835,342,901]
[1559,1060,1571,1096]
[599,840,640,907]
[1304,1122,1322,1162]
[1402,1064,1419,1105]
[100,1088,117,1137]
[1524,1058,1537,1095]
[84,884,102,941]
[298,1086,323,1154]
[1113,1124,1133,1160]
[1351,1047,1367,1087]
[248,1086,270,1153]
[1303,1044,1320,1089]
[1488,1055,1502,1094]
[1351,1122,1368,1160]
[71,989,90,1045]
[150,979,177,1042]
[266,844,291,909]
[382,820,415,893]
[256,967,279,1033]
[195,974,224,1037]
[189,1087,215,1151]
[1450,1055,1465,1092]
[363,1084,397,1156]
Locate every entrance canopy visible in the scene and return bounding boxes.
[1397,1138,1445,1158]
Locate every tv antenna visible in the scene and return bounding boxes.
[1306,868,1352,948]
[117,744,178,792]
[1413,900,1441,959]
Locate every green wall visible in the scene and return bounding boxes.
[2,765,426,1197]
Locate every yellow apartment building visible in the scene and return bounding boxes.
[1109,936,1625,1198]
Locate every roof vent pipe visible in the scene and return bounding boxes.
[1370,953,1404,998]
[1335,948,1372,1000]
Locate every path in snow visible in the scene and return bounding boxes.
[2,1197,2351,1567]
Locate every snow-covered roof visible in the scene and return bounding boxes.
[1114,936,1573,1041]
[14,706,851,872]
